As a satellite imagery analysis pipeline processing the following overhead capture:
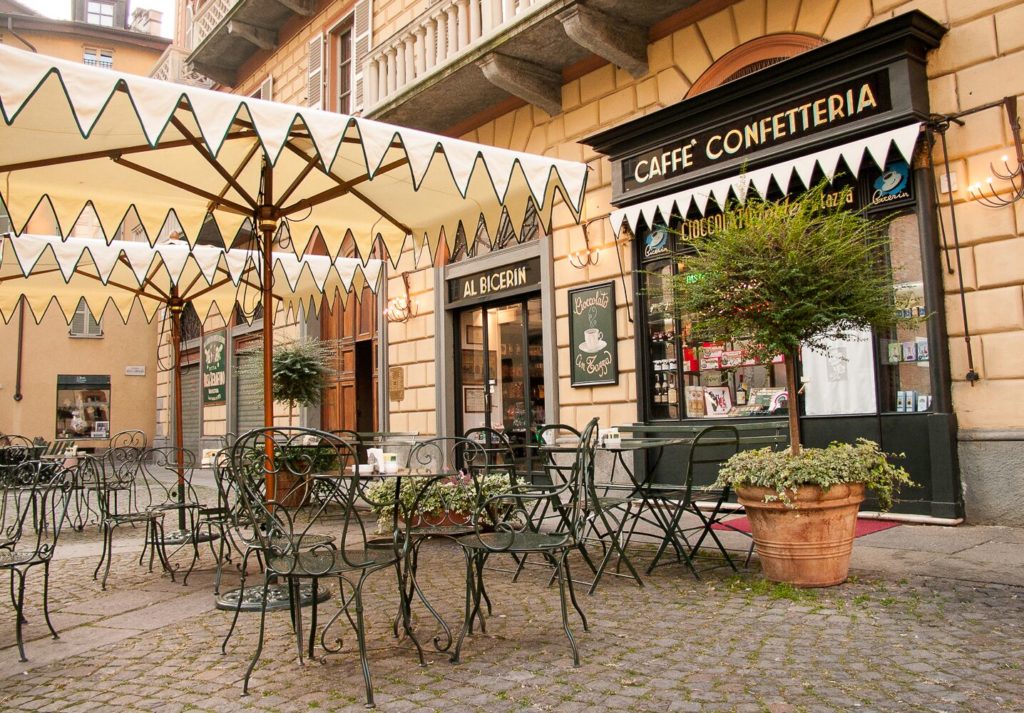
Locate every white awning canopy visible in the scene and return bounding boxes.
[0,233,383,325]
[610,123,922,236]
[0,44,588,261]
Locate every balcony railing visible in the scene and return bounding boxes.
[365,0,552,111]
[190,0,240,51]
[150,46,216,88]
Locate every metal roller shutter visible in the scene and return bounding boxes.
[234,351,264,437]
[180,365,201,457]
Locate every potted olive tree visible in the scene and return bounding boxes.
[670,180,915,587]
[238,338,338,506]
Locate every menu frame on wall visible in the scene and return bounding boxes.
[568,282,619,387]
[202,331,227,404]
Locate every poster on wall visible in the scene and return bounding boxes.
[202,331,227,403]
[802,330,877,415]
[569,282,618,387]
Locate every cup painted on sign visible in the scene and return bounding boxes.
[583,328,603,350]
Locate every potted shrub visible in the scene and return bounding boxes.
[238,338,338,506]
[363,472,512,533]
[669,180,917,586]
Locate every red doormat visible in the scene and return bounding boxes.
[712,516,901,537]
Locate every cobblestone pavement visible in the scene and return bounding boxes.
[1,500,1023,712]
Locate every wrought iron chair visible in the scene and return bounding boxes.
[0,459,73,661]
[640,425,742,576]
[451,418,598,667]
[88,449,173,590]
[227,427,415,706]
[107,429,148,453]
[138,447,210,585]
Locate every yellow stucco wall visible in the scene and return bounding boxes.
[192,0,1024,437]
[0,26,167,75]
[0,304,158,446]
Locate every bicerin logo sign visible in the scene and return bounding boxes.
[871,160,911,207]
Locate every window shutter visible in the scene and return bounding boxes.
[307,34,324,109]
[352,0,372,113]
[70,300,103,337]
[259,74,273,101]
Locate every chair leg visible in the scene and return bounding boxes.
[242,573,271,696]
[353,575,375,708]
[307,578,319,662]
[450,547,476,665]
[223,549,252,654]
[42,560,59,639]
[13,568,27,662]
[100,523,115,591]
[563,555,588,631]
[93,522,108,581]
[291,577,305,666]
[555,553,580,668]
[182,517,202,587]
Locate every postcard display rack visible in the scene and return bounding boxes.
[643,262,787,420]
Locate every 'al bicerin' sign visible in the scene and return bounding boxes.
[447,257,541,306]
[621,72,891,193]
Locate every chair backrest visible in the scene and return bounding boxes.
[379,437,497,534]
[229,427,361,573]
[463,427,518,479]
[0,459,73,562]
[108,429,147,452]
[684,425,741,494]
[89,446,147,518]
[0,435,35,476]
[139,447,198,508]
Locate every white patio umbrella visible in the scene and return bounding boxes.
[0,44,588,432]
[0,233,384,526]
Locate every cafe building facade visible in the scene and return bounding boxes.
[172,0,1024,524]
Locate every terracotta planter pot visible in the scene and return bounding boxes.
[736,482,865,588]
[404,510,471,528]
[273,471,310,508]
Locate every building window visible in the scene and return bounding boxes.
[83,47,113,69]
[86,1,115,27]
[70,299,103,338]
[179,303,202,344]
[56,375,111,439]
[333,25,353,114]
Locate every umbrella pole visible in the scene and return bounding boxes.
[168,294,187,531]
[259,162,276,499]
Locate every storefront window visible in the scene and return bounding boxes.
[637,162,929,421]
[56,375,111,439]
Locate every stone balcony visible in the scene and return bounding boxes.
[366,0,703,133]
[149,45,215,88]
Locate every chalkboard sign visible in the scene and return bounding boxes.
[569,282,618,387]
[202,332,227,403]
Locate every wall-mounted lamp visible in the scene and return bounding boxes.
[384,271,417,323]
[967,97,1024,208]
[568,218,601,269]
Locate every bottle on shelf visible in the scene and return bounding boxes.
[735,375,749,406]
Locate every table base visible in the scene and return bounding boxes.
[215,583,331,612]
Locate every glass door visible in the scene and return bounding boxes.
[456,296,544,448]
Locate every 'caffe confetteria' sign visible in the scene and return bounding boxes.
[621,72,891,193]
[569,282,618,387]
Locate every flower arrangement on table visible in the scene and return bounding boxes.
[363,470,512,533]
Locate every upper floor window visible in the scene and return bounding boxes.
[332,24,353,114]
[86,1,115,27]
[70,299,103,338]
[83,47,113,69]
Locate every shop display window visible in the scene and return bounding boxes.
[56,375,111,439]
[637,162,932,421]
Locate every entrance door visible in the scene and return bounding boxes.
[456,295,544,448]
[321,286,377,432]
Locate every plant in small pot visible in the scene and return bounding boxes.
[238,338,338,506]
[668,180,918,587]
[363,472,512,533]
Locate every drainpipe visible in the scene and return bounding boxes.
[6,17,37,53]
[14,298,25,401]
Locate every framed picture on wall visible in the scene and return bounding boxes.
[466,324,484,345]
[460,349,497,384]
[463,386,486,413]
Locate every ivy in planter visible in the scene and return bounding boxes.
[363,472,512,533]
